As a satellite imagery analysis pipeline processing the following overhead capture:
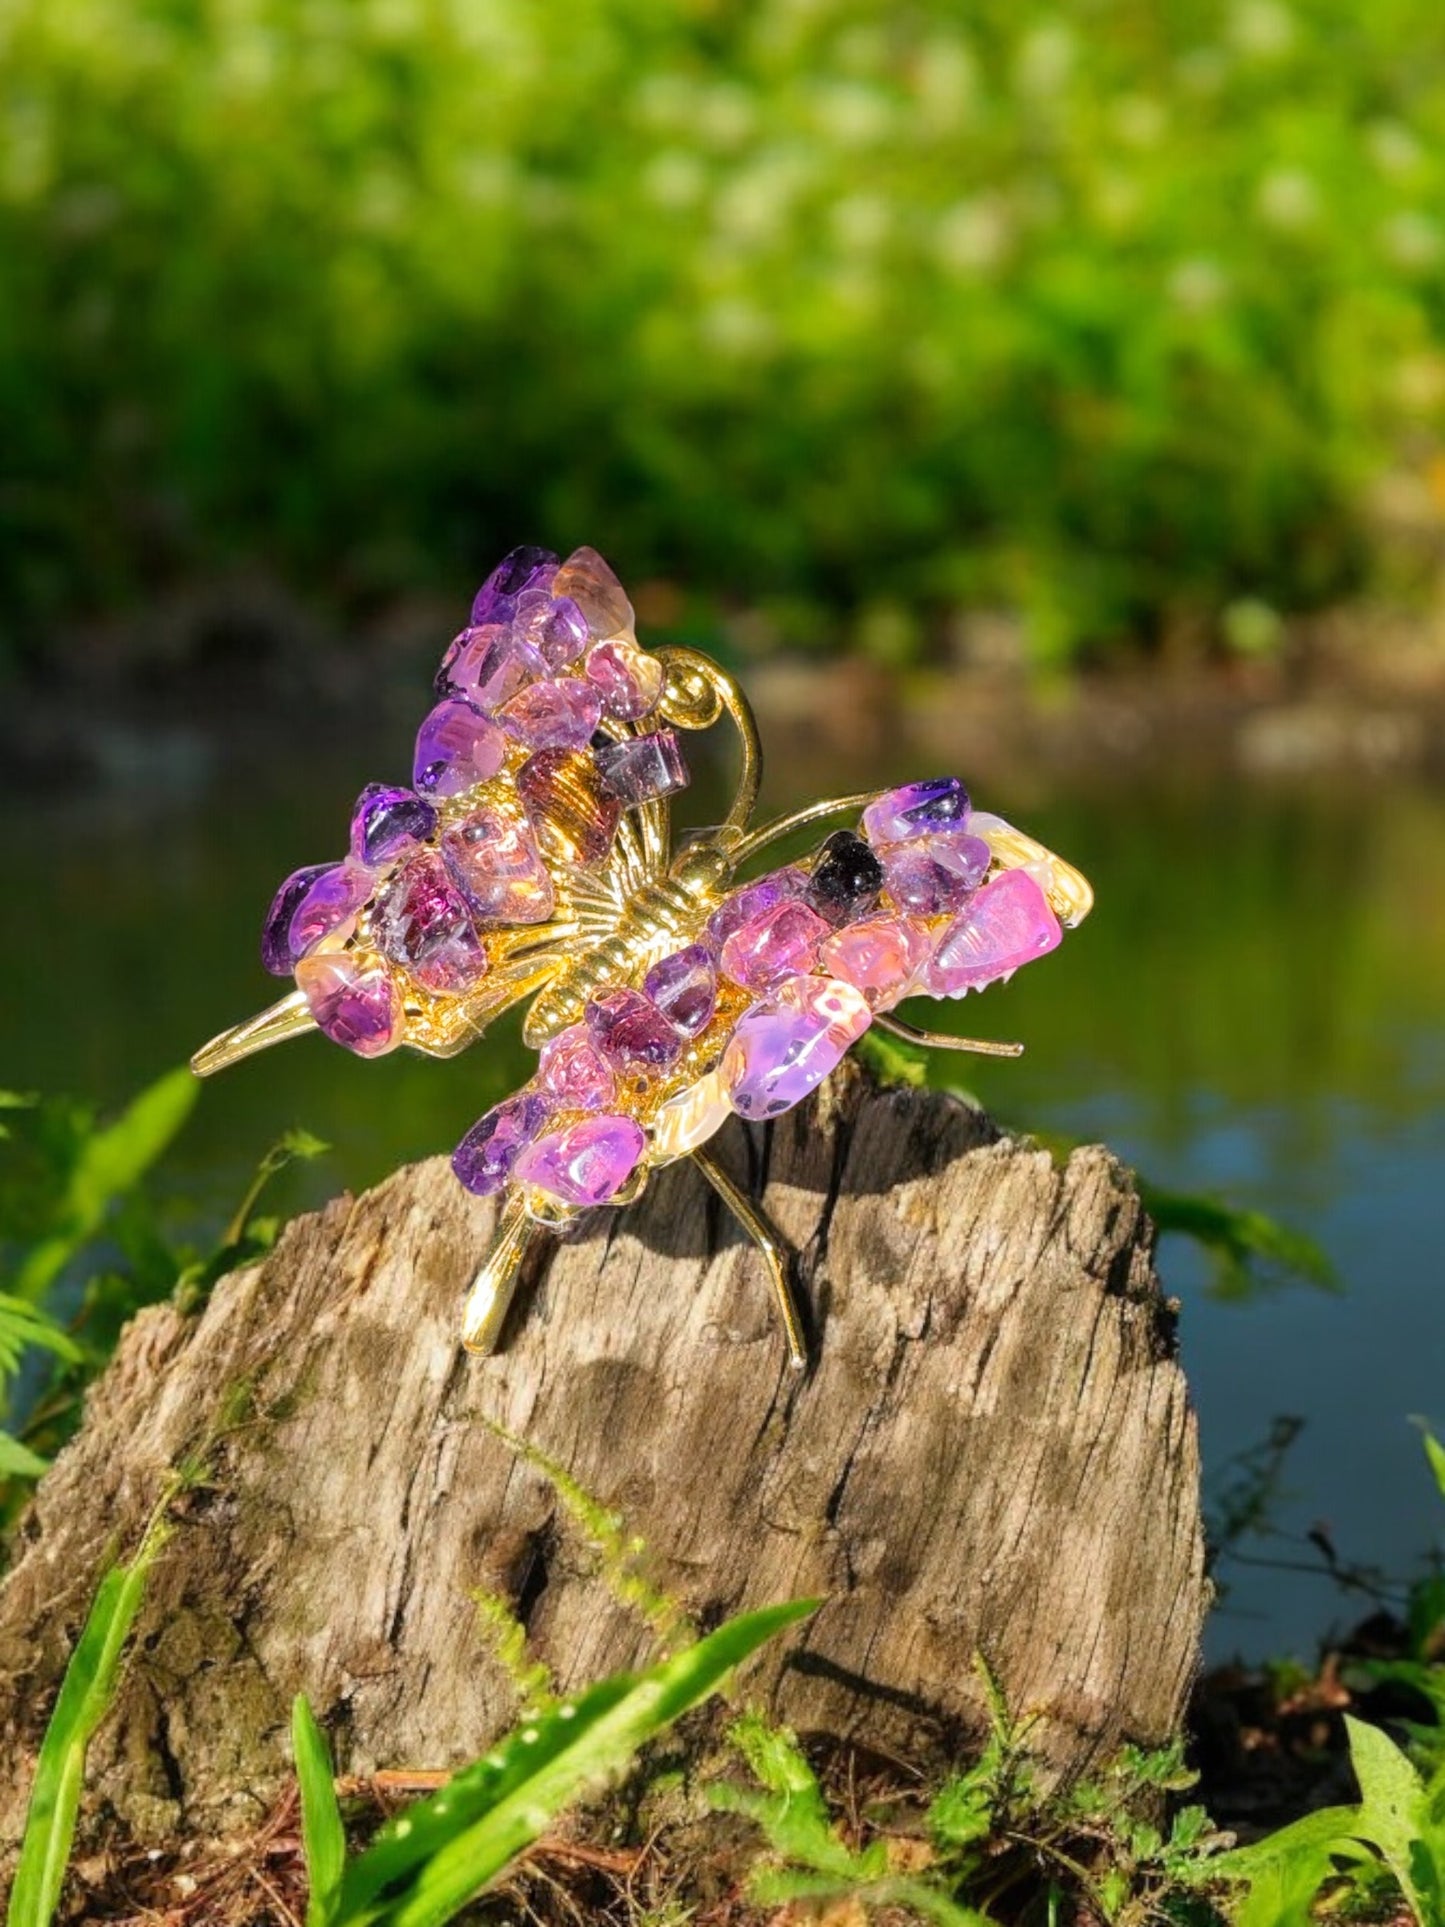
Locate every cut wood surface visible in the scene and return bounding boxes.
[0,1063,1207,1846]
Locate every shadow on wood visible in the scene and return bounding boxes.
[0,1063,1207,1845]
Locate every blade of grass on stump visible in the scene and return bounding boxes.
[335,1597,818,1927]
[6,1516,170,1927]
[293,1695,347,1927]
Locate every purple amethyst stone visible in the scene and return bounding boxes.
[350,783,438,868]
[586,988,683,1069]
[644,945,717,1037]
[595,731,689,806]
[446,627,548,712]
[470,546,558,626]
[862,778,970,848]
[497,676,602,750]
[261,863,332,976]
[515,589,590,670]
[512,1113,647,1207]
[413,697,507,798]
[452,1091,555,1197]
[706,866,809,954]
[882,832,991,917]
[374,850,487,994]
[805,830,885,928]
[288,862,372,961]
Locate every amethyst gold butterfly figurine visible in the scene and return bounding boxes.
[193,546,1093,1367]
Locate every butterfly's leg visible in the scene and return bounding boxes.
[874,1013,1025,1058]
[691,1146,808,1372]
[461,1192,547,1354]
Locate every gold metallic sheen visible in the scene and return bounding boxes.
[692,1146,808,1371]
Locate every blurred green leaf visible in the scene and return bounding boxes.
[1138,1180,1337,1302]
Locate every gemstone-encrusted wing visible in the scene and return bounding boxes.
[194,545,1094,1366]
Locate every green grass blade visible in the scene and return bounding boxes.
[335,1597,817,1927]
[1423,1431,1445,1504]
[293,1696,346,1927]
[6,1515,170,1927]
[13,1067,198,1302]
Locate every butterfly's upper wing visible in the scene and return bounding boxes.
[254,546,691,1062]
[452,776,1091,1211]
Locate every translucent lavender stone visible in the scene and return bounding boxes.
[722,975,871,1121]
[586,987,683,1069]
[441,805,555,925]
[513,1112,646,1208]
[881,831,991,917]
[452,1091,555,1197]
[805,830,885,928]
[706,867,809,953]
[594,730,689,806]
[289,862,372,961]
[538,1023,618,1110]
[374,850,487,994]
[350,783,438,867]
[918,870,1062,997]
[497,675,602,750]
[261,863,331,976]
[644,944,716,1036]
[862,778,970,847]
[295,952,403,1057]
[515,589,590,670]
[552,546,634,640]
[413,697,507,798]
[719,899,830,993]
[470,545,558,626]
[584,638,663,719]
[819,915,934,1010]
[447,627,548,712]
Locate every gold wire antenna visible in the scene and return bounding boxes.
[191,990,316,1076]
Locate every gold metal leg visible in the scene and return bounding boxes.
[875,1012,1024,1058]
[691,1147,808,1371]
[462,1192,544,1354]
[191,989,316,1076]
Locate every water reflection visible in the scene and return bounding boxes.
[5,728,1443,1660]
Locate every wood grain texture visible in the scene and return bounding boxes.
[0,1065,1207,1845]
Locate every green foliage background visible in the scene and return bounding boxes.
[4,0,1445,666]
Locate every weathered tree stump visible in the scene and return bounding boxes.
[0,1065,1207,1848]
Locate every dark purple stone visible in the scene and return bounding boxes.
[706,866,809,954]
[470,546,559,625]
[261,863,331,976]
[595,730,689,806]
[805,830,886,928]
[373,850,487,993]
[452,1091,555,1198]
[585,988,683,1069]
[644,945,716,1037]
[350,783,438,868]
[862,778,970,847]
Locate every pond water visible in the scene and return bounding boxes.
[6,706,1443,1663]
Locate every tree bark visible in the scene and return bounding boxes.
[0,1064,1207,1847]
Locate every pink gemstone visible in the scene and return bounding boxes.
[586,988,683,1068]
[644,945,716,1036]
[413,697,507,797]
[538,1023,618,1110]
[515,589,591,670]
[497,675,602,750]
[722,975,871,1121]
[448,627,548,711]
[862,778,969,847]
[882,831,991,917]
[552,546,635,640]
[513,1113,647,1207]
[583,638,663,720]
[373,850,488,994]
[706,867,809,954]
[918,870,1062,997]
[719,899,830,993]
[441,806,556,925]
[295,952,403,1057]
[818,915,934,1010]
[289,862,372,960]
